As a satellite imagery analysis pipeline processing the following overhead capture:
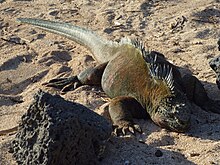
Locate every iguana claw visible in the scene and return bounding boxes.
[133,124,142,133]
[43,76,82,92]
[128,126,135,134]
[113,123,142,136]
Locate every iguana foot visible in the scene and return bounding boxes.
[113,121,142,136]
[109,96,147,136]
[43,76,82,93]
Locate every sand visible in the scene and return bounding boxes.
[0,0,220,164]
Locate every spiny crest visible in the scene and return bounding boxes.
[149,61,175,94]
[127,38,175,93]
[119,38,146,53]
[119,37,132,44]
[130,39,146,53]
[123,38,155,64]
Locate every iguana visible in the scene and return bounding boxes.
[17,18,220,134]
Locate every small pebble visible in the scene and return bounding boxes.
[124,160,131,165]
[49,10,59,16]
[172,48,183,53]
[138,139,145,144]
[189,153,200,157]
[155,149,163,157]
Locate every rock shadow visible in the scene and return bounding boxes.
[0,95,23,106]
[101,136,196,165]
[0,54,33,71]
[192,7,220,24]
[37,50,72,66]
[0,70,49,95]
[195,28,219,39]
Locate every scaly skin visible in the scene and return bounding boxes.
[17,18,220,134]
[102,44,191,132]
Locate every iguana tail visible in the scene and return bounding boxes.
[17,18,118,63]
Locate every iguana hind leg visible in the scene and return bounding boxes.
[182,74,220,114]
[109,96,149,135]
[44,62,108,93]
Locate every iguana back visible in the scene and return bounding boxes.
[102,44,171,111]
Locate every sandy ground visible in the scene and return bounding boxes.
[0,0,220,164]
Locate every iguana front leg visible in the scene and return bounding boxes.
[44,63,108,92]
[109,96,149,135]
[182,74,220,114]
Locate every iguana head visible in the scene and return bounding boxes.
[147,61,191,132]
[151,88,191,132]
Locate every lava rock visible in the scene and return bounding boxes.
[209,56,220,90]
[10,90,112,165]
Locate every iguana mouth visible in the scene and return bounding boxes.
[151,97,191,132]
[151,111,190,132]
